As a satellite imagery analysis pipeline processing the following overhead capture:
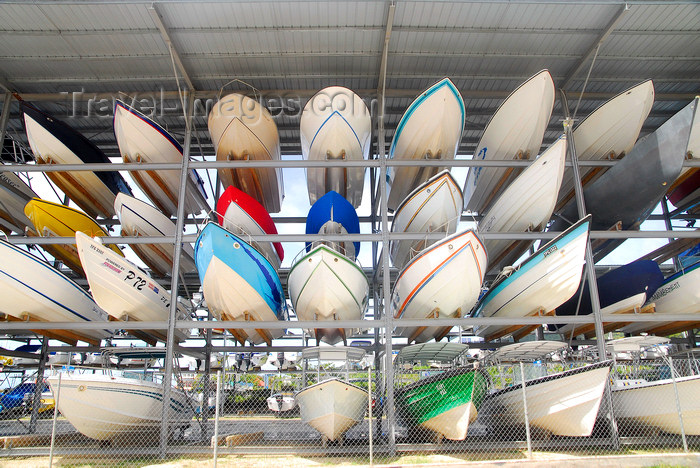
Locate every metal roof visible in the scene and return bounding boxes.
[0,0,697,159]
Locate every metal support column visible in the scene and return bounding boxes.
[160,91,196,458]
[28,337,49,433]
[0,92,12,155]
[560,89,619,449]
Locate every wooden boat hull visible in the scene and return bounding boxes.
[387,78,465,211]
[113,100,208,217]
[473,216,590,339]
[479,135,566,273]
[208,93,283,213]
[217,186,283,270]
[556,80,654,211]
[486,361,611,437]
[464,70,555,213]
[288,245,368,344]
[24,198,122,277]
[553,97,697,261]
[114,193,196,276]
[613,375,700,435]
[47,373,191,441]
[300,86,371,208]
[393,229,487,343]
[395,368,489,440]
[0,238,111,344]
[194,222,287,345]
[21,102,131,219]
[390,170,463,270]
[75,231,189,342]
[296,378,368,441]
[0,170,37,234]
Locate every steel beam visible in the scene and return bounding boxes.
[148,4,195,91]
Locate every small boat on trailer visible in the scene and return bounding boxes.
[216,185,284,271]
[267,392,296,413]
[47,348,193,442]
[471,216,591,341]
[478,134,566,273]
[194,221,288,345]
[24,197,123,277]
[555,79,654,212]
[0,237,111,346]
[300,86,371,208]
[295,346,369,444]
[75,231,190,343]
[608,337,700,436]
[463,69,555,214]
[114,193,196,276]
[21,101,133,219]
[483,341,612,437]
[390,169,463,270]
[113,99,209,217]
[392,229,487,343]
[208,93,284,213]
[394,342,489,441]
[387,78,465,211]
[0,169,38,235]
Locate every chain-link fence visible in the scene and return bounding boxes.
[1,340,699,466]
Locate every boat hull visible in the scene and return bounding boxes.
[387,78,465,211]
[396,368,489,440]
[194,222,287,345]
[393,229,487,343]
[479,135,566,272]
[0,238,111,344]
[613,375,700,435]
[296,378,368,441]
[464,70,555,213]
[115,193,196,276]
[114,100,208,217]
[288,245,368,344]
[24,198,122,277]
[487,362,611,437]
[0,170,37,234]
[208,94,283,213]
[47,373,191,441]
[75,232,189,342]
[390,170,463,270]
[300,86,371,208]
[473,216,590,339]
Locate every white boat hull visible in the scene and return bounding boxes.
[0,239,111,344]
[220,200,281,270]
[390,170,463,270]
[113,102,207,217]
[23,112,117,219]
[300,86,371,208]
[288,245,369,344]
[479,135,566,272]
[464,70,555,213]
[208,94,284,213]
[47,373,191,441]
[0,171,37,234]
[296,378,368,441]
[613,375,700,435]
[202,256,283,345]
[393,230,487,343]
[75,232,189,342]
[488,363,610,437]
[115,193,196,276]
[474,218,589,338]
[387,78,465,211]
[557,80,654,210]
[267,394,296,412]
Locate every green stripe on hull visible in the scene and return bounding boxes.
[396,369,488,426]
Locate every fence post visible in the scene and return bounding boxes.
[368,364,373,466]
[519,362,532,458]
[213,370,221,466]
[668,356,688,453]
[48,372,62,467]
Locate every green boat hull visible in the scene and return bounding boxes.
[395,368,489,440]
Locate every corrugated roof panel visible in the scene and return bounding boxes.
[61,33,167,57]
[33,3,156,30]
[0,4,58,31]
[617,4,700,31]
[602,33,698,59]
